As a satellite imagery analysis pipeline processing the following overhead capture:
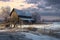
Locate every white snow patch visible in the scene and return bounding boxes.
[46,22,60,30]
[16,32,60,40]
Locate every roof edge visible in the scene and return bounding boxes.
[10,8,15,16]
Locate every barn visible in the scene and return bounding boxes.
[10,8,35,24]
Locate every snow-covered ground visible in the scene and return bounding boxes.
[15,32,60,40]
[0,32,59,40]
[0,22,60,40]
[17,22,60,30]
[46,22,60,30]
[0,30,8,32]
[0,22,60,34]
[17,24,51,29]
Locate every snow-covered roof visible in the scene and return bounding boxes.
[10,8,35,21]
[14,9,32,17]
[20,18,34,21]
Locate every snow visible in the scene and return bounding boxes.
[0,32,59,40]
[0,22,60,40]
[20,18,34,20]
[46,22,60,30]
[17,22,60,30]
[15,9,32,16]
[0,30,8,32]
[17,24,51,28]
[7,22,59,30]
[16,32,60,40]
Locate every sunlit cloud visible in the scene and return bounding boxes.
[0,0,10,2]
[0,0,35,10]
[0,0,60,20]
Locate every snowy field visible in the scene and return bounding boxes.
[0,32,59,40]
[0,22,60,33]
[21,32,60,40]
[17,22,60,30]
[0,22,60,40]
[7,32,60,40]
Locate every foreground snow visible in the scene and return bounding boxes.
[0,30,8,32]
[16,32,60,40]
[0,22,60,40]
[0,31,59,40]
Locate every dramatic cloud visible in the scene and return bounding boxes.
[0,0,60,20]
[0,0,34,10]
[26,0,60,9]
[0,0,10,2]
[25,0,60,15]
[45,0,60,9]
[25,0,60,20]
[46,0,60,5]
[26,0,41,4]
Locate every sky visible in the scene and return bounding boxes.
[0,0,60,20]
[0,0,35,10]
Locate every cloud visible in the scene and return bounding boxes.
[23,0,60,20]
[25,0,60,15]
[0,0,10,2]
[45,0,60,9]
[0,0,33,10]
[26,0,41,4]
[46,0,60,5]
[0,0,60,17]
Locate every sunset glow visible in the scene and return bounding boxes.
[0,0,34,10]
